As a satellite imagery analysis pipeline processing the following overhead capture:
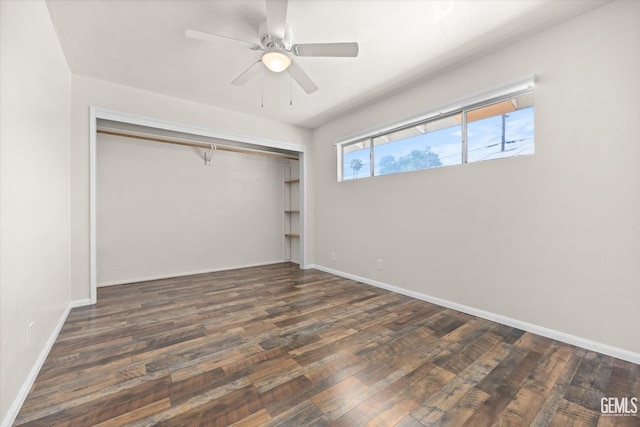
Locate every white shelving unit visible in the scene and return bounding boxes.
[283,166,300,263]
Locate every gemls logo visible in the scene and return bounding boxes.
[600,397,638,416]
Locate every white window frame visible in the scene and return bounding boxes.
[336,75,535,182]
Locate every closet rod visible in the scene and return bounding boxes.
[97,129,299,161]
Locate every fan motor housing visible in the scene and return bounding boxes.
[258,21,294,51]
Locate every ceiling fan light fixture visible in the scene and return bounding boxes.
[261,49,291,72]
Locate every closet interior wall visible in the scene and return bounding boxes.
[96,126,298,286]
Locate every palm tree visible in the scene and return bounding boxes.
[350,158,364,179]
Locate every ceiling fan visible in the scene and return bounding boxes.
[185,0,359,94]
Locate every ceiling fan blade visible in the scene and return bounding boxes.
[288,63,318,94]
[231,61,263,86]
[292,42,359,57]
[266,0,288,39]
[185,29,261,50]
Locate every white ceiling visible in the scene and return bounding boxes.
[46,0,608,129]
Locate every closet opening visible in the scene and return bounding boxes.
[89,108,307,304]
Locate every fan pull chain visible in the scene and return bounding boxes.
[261,78,264,108]
[289,75,293,106]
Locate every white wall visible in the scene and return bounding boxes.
[310,0,640,355]
[0,0,71,422]
[71,76,311,300]
[97,132,296,284]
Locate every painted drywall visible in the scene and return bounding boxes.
[97,132,297,284]
[71,76,311,300]
[310,0,640,354]
[0,0,71,422]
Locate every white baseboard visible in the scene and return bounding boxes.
[1,299,91,427]
[97,260,289,287]
[70,298,92,308]
[310,264,640,365]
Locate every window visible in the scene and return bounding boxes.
[373,114,462,176]
[342,138,371,180]
[337,78,534,181]
[466,93,534,163]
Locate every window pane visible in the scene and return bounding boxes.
[373,114,462,176]
[467,94,534,163]
[342,139,371,180]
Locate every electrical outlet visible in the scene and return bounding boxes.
[376,259,383,270]
[28,321,34,349]
[330,251,336,261]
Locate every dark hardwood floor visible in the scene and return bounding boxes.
[14,263,640,426]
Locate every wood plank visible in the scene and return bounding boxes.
[493,345,573,426]
[247,357,305,393]
[549,399,600,426]
[530,348,585,427]
[263,400,330,427]
[437,387,491,426]
[331,374,430,427]
[259,374,315,417]
[461,349,544,426]
[227,409,272,427]
[157,384,263,427]
[410,340,510,424]
[92,398,172,427]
